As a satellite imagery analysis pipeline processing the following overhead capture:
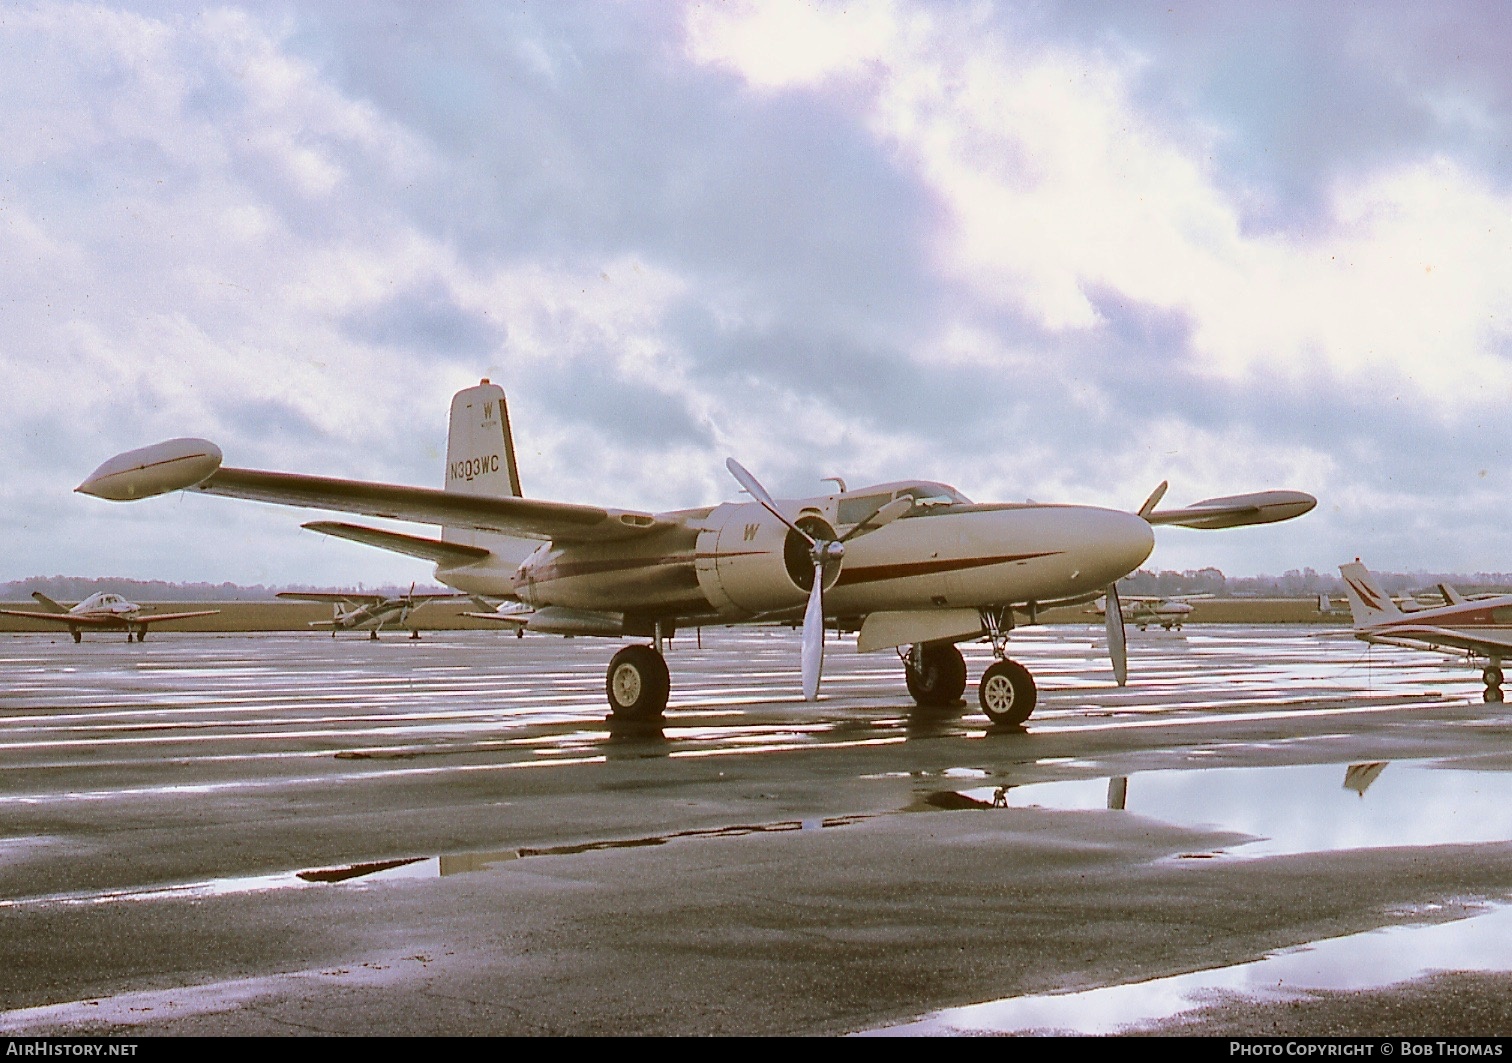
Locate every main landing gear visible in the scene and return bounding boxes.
[903,609,1038,726]
[606,624,671,723]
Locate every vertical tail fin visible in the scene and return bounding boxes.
[1338,562,1403,628]
[446,380,521,499]
[442,380,534,566]
[1438,582,1467,606]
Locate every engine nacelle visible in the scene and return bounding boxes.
[694,502,839,616]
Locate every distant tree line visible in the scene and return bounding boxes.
[0,577,450,602]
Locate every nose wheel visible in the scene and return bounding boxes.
[979,658,1037,726]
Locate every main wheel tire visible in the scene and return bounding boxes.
[71,629,82,644]
[606,644,670,721]
[1486,685,1505,704]
[979,658,1037,726]
[1484,666,1503,686]
[904,642,967,707]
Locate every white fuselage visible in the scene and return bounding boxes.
[446,488,1155,627]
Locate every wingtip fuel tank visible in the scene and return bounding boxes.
[76,438,223,501]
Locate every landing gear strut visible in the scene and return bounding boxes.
[977,606,1037,726]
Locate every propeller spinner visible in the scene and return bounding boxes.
[726,459,910,700]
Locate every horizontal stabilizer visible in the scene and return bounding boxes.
[302,521,492,565]
[1145,490,1316,529]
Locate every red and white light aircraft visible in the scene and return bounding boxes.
[1339,561,1512,703]
[77,381,1314,724]
[0,592,219,643]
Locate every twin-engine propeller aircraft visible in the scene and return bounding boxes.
[1339,561,1512,703]
[77,380,1315,725]
[0,592,219,643]
[276,584,462,640]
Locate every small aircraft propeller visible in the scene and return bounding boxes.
[1105,583,1128,686]
[726,459,910,700]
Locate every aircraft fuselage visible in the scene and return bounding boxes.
[485,490,1154,627]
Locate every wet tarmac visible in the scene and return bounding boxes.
[1,625,1510,1036]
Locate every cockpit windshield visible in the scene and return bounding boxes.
[891,482,971,513]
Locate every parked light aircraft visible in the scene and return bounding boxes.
[1089,592,1214,631]
[276,584,462,639]
[76,381,1315,725]
[0,592,219,643]
[1340,561,1512,703]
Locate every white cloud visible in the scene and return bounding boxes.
[686,1,1512,412]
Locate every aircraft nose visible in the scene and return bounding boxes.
[1073,508,1155,588]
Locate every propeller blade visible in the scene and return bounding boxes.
[801,562,825,700]
[1137,481,1169,519]
[839,496,912,542]
[1105,583,1128,686]
[726,458,816,546]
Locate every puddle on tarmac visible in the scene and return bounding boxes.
[929,760,1512,858]
[865,902,1512,1036]
[0,815,869,909]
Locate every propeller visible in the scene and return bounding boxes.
[726,459,910,700]
[1105,583,1128,686]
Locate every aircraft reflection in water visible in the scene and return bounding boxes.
[1340,560,1512,703]
[0,592,219,643]
[276,584,462,640]
[77,380,1314,725]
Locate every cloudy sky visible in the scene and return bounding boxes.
[3,0,1511,588]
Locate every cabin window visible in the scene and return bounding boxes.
[1492,607,1512,624]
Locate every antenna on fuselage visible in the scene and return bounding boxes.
[822,476,847,493]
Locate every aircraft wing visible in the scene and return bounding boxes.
[0,609,117,626]
[300,521,493,566]
[1145,490,1316,530]
[135,610,221,624]
[277,592,386,605]
[77,442,675,543]
[197,468,675,543]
